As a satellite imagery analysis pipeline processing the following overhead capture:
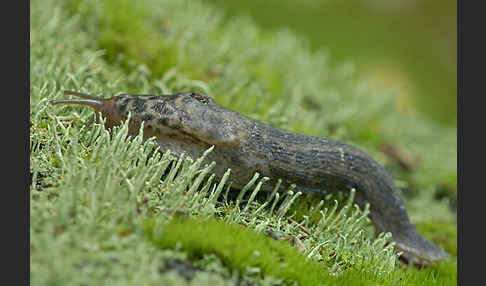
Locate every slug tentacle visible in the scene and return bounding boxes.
[50,99,103,109]
[50,91,106,110]
[63,90,105,100]
[50,91,123,129]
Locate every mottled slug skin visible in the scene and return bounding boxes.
[52,91,449,265]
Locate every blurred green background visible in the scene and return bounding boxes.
[208,0,457,126]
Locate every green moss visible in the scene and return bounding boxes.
[285,193,323,224]
[206,0,457,125]
[393,259,457,286]
[31,0,456,285]
[145,217,327,285]
[145,217,390,286]
[252,64,284,101]
[145,217,456,286]
[96,0,179,78]
[434,172,457,207]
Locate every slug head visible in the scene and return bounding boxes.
[51,91,249,145]
[50,91,126,130]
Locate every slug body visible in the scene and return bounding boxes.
[51,91,448,264]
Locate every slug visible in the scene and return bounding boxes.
[50,90,449,265]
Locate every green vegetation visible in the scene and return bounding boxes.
[208,0,457,125]
[146,217,456,286]
[30,0,456,285]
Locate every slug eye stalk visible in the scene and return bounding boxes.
[49,91,105,110]
[50,90,125,129]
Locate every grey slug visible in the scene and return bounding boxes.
[50,90,449,265]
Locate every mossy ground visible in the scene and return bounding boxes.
[30,0,457,285]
